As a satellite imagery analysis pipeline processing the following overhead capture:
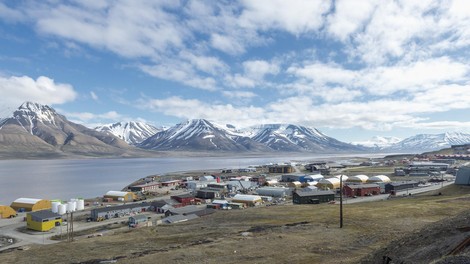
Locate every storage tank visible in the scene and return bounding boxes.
[67,201,76,212]
[76,199,85,211]
[58,204,67,215]
[51,201,61,213]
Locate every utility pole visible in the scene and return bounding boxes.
[340,175,343,228]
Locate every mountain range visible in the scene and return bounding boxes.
[95,122,162,145]
[1,102,470,158]
[0,102,149,158]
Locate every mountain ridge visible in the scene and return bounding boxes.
[2,102,470,158]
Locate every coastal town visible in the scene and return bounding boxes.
[1,148,470,256]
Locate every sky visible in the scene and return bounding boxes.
[1,0,470,143]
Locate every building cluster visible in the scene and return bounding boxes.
[0,197,86,232]
[2,158,467,238]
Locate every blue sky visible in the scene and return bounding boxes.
[1,0,470,143]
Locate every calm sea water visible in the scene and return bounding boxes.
[0,154,379,205]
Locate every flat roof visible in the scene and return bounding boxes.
[345,184,380,189]
[294,190,335,197]
[28,210,61,220]
[92,202,150,214]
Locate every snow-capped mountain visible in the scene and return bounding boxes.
[384,132,470,152]
[95,121,161,145]
[249,124,365,152]
[352,136,402,149]
[0,102,138,158]
[138,119,271,151]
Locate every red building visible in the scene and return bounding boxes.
[161,180,181,187]
[343,184,380,197]
[170,194,196,206]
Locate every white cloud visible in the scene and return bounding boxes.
[222,90,257,99]
[240,0,331,35]
[0,2,26,22]
[138,96,265,127]
[327,0,377,41]
[243,60,280,79]
[63,110,127,128]
[0,75,77,113]
[225,59,280,88]
[360,57,469,95]
[210,33,246,55]
[287,62,356,86]
[139,63,217,91]
[90,91,98,101]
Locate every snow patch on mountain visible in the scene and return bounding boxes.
[95,121,161,145]
[385,132,470,152]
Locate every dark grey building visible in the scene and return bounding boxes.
[90,202,150,221]
[385,181,419,193]
[292,190,335,204]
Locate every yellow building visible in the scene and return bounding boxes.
[104,191,136,202]
[26,210,62,232]
[0,205,17,218]
[10,198,52,212]
[316,178,341,190]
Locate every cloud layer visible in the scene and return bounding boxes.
[1,0,470,133]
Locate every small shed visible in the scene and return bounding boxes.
[104,191,136,202]
[292,190,335,204]
[128,215,149,227]
[162,214,199,224]
[347,175,369,183]
[10,198,51,212]
[0,205,17,218]
[231,194,262,206]
[26,210,62,232]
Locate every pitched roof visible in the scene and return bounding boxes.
[163,214,199,224]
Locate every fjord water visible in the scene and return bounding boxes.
[0,155,326,205]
